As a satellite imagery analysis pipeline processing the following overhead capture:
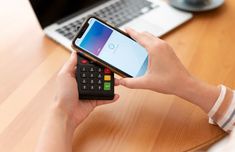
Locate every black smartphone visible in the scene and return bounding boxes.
[72,16,148,78]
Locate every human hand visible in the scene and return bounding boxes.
[117,28,191,95]
[116,28,220,113]
[54,52,119,130]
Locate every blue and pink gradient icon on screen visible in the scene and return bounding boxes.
[80,21,113,55]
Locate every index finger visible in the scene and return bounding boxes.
[125,28,154,50]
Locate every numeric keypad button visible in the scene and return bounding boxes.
[98,85,102,91]
[90,85,95,90]
[98,73,102,79]
[89,73,95,78]
[98,68,102,72]
[81,73,87,78]
[98,79,102,85]
[81,67,86,72]
[81,85,88,90]
[90,79,95,84]
[89,67,95,72]
[81,79,87,84]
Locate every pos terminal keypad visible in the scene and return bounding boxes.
[76,53,114,100]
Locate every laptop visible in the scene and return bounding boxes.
[29,0,193,51]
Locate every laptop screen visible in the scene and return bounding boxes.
[29,0,107,28]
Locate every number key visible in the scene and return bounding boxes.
[98,85,102,91]
[81,73,87,78]
[81,79,87,84]
[90,79,95,84]
[89,73,95,78]
[89,67,95,72]
[98,73,102,79]
[98,79,102,84]
[81,85,88,90]
[81,67,86,72]
[98,68,102,72]
[90,85,95,90]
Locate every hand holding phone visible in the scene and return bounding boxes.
[117,28,192,96]
[72,16,148,78]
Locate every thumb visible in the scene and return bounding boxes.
[119,77,146,89]
[67,51,78,70]
[59,51,77,75]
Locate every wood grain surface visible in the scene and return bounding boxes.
[1,0,235,151]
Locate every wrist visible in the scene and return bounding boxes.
[174,75,220,113]
[50,101,81,132]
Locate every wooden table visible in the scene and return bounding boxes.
[1,0,235,151]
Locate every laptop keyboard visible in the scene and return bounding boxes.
[56,0,158,40]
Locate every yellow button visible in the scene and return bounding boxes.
[104,75,111,81]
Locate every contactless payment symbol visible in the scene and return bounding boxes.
[107,43,119,53]
[108,43,115,50]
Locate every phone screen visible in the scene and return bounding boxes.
[74,18,148,77]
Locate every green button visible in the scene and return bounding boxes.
[104,82,111,91]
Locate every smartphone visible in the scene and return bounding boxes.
[72,16,148,78]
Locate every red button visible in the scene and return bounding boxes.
[104,68,111,74]
[81,59,88,64]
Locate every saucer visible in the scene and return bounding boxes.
[168,0,224,12]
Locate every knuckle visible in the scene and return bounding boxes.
[153,40,168,49]
[149,41,159,50]
[122,80,134,88]
[142,31,149,35]
[153,41,159,48]
[140,31,146,35]
[135,32,142,38]
[123,80,129,87]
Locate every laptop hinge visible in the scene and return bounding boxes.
[56,0,110,25]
